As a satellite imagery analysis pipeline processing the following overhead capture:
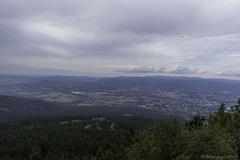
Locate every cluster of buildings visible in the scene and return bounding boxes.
[71,87,239,118]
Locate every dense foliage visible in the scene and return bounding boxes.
[127,101,240,160]
[1,100,240,159]
[0,116,151,160]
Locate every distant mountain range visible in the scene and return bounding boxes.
[1,74,240,92]
[95,76,240,92]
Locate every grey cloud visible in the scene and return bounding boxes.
[0,22,25,46]
[108,1,201,35]
[200,71,209,74]
[0,0,240,78]
[170,66,198,74]
[115,66,166,73]
[115,66,197,75]
[96,0,240,36]
[0,0,84,19]
[217,71,240,77]
[0,64,67,76]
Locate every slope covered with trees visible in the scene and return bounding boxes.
[1,100,240,159]
[127,101,240,160]
[0,115,152,160]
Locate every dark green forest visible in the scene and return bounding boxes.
[1,100,240,159]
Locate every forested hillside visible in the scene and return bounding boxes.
[1,100,240,159]
[0,115,152,160]
[127,101,240,160]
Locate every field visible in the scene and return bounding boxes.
[86,93,137,106]
[35,92,79,103]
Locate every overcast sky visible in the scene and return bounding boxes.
[1,0,240,79]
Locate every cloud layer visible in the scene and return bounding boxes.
[1,0,240,79]
[116,66,197,75]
